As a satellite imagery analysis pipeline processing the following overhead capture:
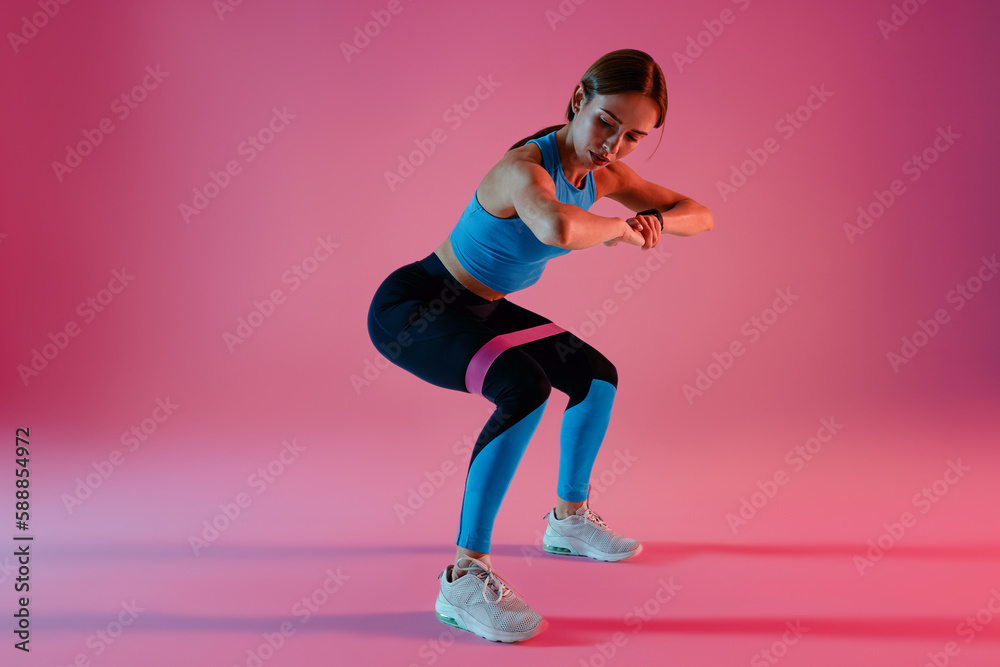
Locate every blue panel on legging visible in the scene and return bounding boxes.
[456,400,548,553]
[557,378,617,503]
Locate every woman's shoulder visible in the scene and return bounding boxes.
[475,143,546,219]
[479,141,614,215]
[504,140,544,167]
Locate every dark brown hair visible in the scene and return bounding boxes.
[508,48,668,156]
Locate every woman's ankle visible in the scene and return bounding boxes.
[555,504,584,520]
[451,563,478,581]
[453,553,490,579]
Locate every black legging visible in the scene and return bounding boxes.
[367,251,618,553]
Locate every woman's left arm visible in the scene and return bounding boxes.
[604,161,714,237]
[659,198,714,237]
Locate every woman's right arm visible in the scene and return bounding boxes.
[506,158,642,250]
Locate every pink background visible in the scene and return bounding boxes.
[1,0,998,665]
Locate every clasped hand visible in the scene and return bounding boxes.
[603,213,661,250]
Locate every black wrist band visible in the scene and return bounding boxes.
[637,208,663,232]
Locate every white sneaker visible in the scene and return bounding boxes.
[542,484,643,562]
[435,555,548,643]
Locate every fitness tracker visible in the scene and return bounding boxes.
[636,208,663,232]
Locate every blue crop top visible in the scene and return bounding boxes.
[448,130,596,294]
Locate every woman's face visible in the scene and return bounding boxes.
[571,87,659,168]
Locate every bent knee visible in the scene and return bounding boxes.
[484,356,552,410]
[523,372,553,406]
[587,346,618,389]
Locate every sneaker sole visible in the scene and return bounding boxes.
[435,592,548,643]
[542,532,643,562]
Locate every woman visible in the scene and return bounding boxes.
[366,48,713,643]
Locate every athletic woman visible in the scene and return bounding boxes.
[366,49,713,643]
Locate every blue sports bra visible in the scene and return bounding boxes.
[448,130,596,294]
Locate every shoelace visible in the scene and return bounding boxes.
[456,556,522,605]
[551,506,611,531]
[475,569,517,604]
[582,507,609,530]
[563,507,632,552]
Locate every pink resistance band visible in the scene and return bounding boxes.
[464,323,567,396]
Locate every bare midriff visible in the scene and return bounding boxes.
[433,237,508,302]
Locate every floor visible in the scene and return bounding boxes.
[21,397,1000,666]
